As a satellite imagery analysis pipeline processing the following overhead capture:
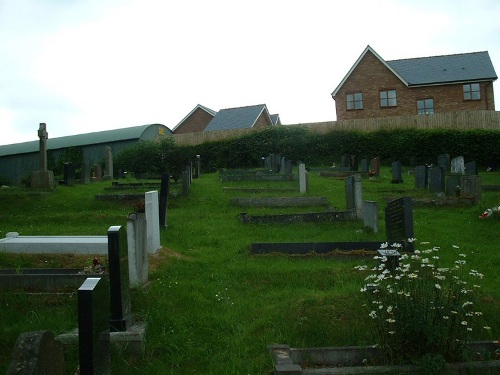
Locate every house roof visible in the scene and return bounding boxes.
[172,104,217,132]
[331,45,498,96]
[203,104,273,132]
[0,124,171,157]
[270,114,281,126]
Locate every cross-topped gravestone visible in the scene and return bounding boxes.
[38,123,48,171]
[31,123,55,188]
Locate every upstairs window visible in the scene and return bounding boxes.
[463,83,480,100]
[347,92,363,110]
[380,89,397,107]
[417,98,434,114]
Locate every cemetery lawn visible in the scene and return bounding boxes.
[0,166,499,374]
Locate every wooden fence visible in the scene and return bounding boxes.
[173,110,500,145]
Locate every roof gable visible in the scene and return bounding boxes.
[203,104,272,132]
[387,51,497,86]
[172,104,217,132]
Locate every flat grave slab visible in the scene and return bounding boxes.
[0,233,108,254]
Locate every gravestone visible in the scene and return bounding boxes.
[437,154,450,172]
[78,277,110,375]
[464,161,478,175]
[159,173,169,228]
[363,200,378,233]
[345,174,363,218]
[414,165,428,189]
[195,154,201,179]
[298,163,308,194]
[385,197,414,251]
[370,156,380,175]
[345,175,355,211]
[450,156,465,175]
[93,164,103,181]
[351,155,358,171]
[6,330,65,375]
[428,167,445,193]
[360,159,369,173]
[107,226,134,332]
[81,163,91,184]
[103,146,113,180]
[341,154,351,169]
[460,175,481,203]
[182,170,190,195]
[391,161,403,183]
[273,153,281,173]
[63,162,76,185]
[145,190,161,254]
[284,159,293,175]
[127,213,148,287]
[445,174,461,196]
[31,123,55,189]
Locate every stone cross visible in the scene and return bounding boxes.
[37,123,48,171]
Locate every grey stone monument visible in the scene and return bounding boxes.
[391,161,403,183]
[103,146,113,180]
[414,165,428,189]
[298,163,308,194]
[460,175,481,203]
[450,156,465,175]
[31,123,55,189]
[428,167,445,193]
[364,200,378,232]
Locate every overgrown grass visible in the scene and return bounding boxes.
[0,167,499,374]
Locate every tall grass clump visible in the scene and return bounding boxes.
[356,240,491,368]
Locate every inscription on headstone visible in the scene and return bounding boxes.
[460,175,481,203]
[385,197,414,251]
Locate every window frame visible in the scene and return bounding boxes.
[379,89,397,108]
[463,83,481,101]
[346,92,363,110]
[417,98,435,115]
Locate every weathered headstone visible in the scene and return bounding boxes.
[93,164,103,181]
[81,163,91,184]
[145,190,161,254]
[345,175,355,211]
[345,174,363,218]
[63,162,76,185]
[298,163,308,194]
[31,123,55,189]
[464,161,478,175]
[437,154,450,172]
[414,165,428,189]
[284,159,293,175]
[273,153,281,173]
[385,197,414,251]
[450,156,465,175]
[78,277,110,375]
[182,170,190,195]
[341,154,351,169]
[445,175,461,196]
[363,200,378,233]
[159,173,169,228]
[428,167,445,193]
[391,161,403,183]
[460,175,481,203]
[360,159,369,173]
[370,156,380,176]
[127,213,148,287]
[103,146,113,180]
[351,155,359,171]
[108,226,134,332]
[6,330,65,375]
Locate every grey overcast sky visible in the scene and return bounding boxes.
[1,0,499,146]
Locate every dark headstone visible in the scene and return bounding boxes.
[391,161,403,183]
[370,156,380,175]
[385,197,414,251]
[93,164,102,181]
[6,330,65,375]
[351,155,359,171]
[460,175,481,203]
[464,161,478,175]
[360,159,369,173]
[182,170,189,195]
[428,167,445,193]
[414,165,428,189]
[445,175,461,196]
[437,154,450,173]
[159,173,169,228]
[78,277,110,375]
[284,159,293,175]
[345,175,355,210]
[273,153,281,173]
[107,226,133,332]
[341,154,351,169]
[63,162,76,185]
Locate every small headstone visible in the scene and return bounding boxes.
[78,277,110,375]
[341,154,351,169]
[108,226,134,332]
[370,156,380,176]
[6,330,65,375]
[345,175,355,210]
[363,201,378,232]
[428,167,445,193]
[182,170,189,195]
[354,174,364,219]
[103,146,113,180]
[464,161,478,175]
[437,154,450,172]
[385,197,414,251]
[298,163,308,193]
[460,175,481,203]
[63,162,76,185]
[145,190,161,254]
[127,213,148,287]
[350,155,359,171]
[360,159,369,173]
[414,165,428,189]
[450,156,465,175]
[159,173,169,228]
[445,175,461,196]
[391,161,403,183]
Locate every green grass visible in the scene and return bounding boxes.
[1,167,499,374]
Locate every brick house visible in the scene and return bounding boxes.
[172,104,217,134]
[331,45,497,121]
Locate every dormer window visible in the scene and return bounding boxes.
[346,92,363,110]
[463,83,480,100]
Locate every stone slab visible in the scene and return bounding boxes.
[0,234,108,254]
